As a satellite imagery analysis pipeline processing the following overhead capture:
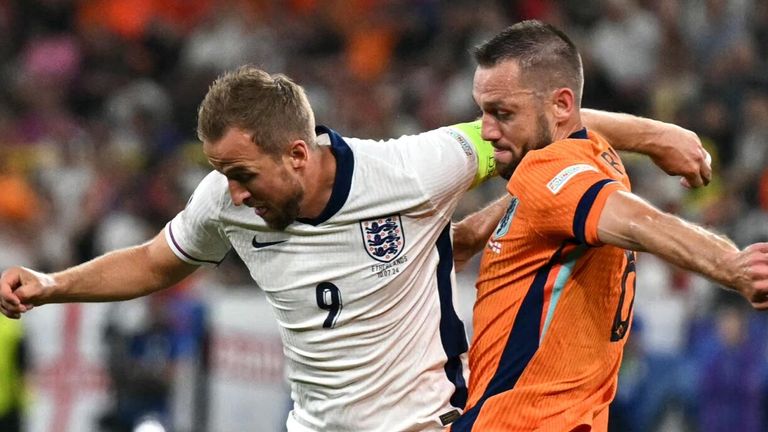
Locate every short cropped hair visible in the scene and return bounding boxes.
[473,20,584,106]
[197,65,316,156]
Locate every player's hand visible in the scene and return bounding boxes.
[727,243,768,310]
[649,124,712,188]
[0,267,50,319]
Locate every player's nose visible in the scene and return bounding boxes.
[480,114,501,142]
[227,180,251,206]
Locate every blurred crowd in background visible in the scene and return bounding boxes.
[0,0,767,431]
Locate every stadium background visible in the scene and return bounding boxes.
[0,0,767,431]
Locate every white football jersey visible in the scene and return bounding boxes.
[165,123,494,431]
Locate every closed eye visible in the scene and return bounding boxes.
[224,169,257,183]
[230,173,255,183]
[492,110,512,121]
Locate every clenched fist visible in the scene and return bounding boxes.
[0,267,53,319]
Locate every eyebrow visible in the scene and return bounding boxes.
[481,100,515,111]
[483,101,505,109]
[478,90,539,109]
[207,159,243,175]
[221,166,250,177]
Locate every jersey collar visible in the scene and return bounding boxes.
[296,125,354,226]
[568,128,588,140]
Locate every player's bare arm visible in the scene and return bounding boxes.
[0,231,199,319]
[452,195,512,271]
[582,109,712,188]
[451,112,711,269]
[597,191,768,310]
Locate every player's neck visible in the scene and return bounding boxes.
[298,146,336,219]
[552,116,584,141]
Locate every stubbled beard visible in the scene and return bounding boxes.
[264,188,303,231]
[260,169,304,230]
[497,112,553,180]
[498,159,519,180]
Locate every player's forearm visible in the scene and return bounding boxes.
[454,195,512,259]
[599,191,740,289]
[582,109,663,154]
[624,212,740,289]
[46,245,177,303]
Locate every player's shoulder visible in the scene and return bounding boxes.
[342,125,478,171]
[343,122,493,189]
[515,140,572,176]
[196,169,229,193]
[185,169,230,211]
[346,123,479,149]
[511,135,598,190]
[522,130,613,168]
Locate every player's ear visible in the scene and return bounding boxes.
[552,87,575,122]
[287,140,309,169]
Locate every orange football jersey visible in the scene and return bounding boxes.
[454,129,636,432]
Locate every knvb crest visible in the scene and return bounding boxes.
[360,215,405,262]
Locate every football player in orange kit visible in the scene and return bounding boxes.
[451,20,768,432]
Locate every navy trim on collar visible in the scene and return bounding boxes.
[296,125,354,226]
[568,128,588,140]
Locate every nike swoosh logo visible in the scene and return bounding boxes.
[252,237,287,249]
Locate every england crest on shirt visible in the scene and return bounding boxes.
[359,215,405,262]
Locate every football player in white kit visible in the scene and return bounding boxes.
[1,65,711,431]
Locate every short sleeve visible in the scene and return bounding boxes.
[164,171,232,265]
[511,143,628,246]
[409,121,498,206]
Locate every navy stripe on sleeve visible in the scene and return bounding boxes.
[572,179,615,245]
[168,224,227,265]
